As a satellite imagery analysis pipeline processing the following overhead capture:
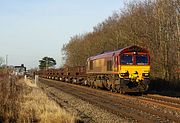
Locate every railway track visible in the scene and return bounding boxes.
[138,95,180,111]
[142,94,180,105]
[39,78,180,123]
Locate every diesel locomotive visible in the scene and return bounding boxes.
[38,45,150,93]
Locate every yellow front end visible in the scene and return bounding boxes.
[118,65,150,82]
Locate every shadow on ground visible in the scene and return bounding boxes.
[147,78,180,97]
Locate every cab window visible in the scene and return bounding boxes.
[120,55,133,65]
[136,55,148,65]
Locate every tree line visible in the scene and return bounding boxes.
[62,0,180,90]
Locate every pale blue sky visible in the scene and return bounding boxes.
[0,0,128,69]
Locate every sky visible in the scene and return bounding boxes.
[0,0,129,69]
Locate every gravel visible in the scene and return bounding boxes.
[38,82,133,123]
[37,79,180,123]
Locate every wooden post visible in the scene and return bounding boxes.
[35,75,38,85]
[24,75,27,81]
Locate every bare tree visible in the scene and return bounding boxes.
[61,0,180,89]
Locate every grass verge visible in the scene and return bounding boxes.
[0,76,76,123]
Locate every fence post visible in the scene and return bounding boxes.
[35,75,38,85]
[24,75,27,81]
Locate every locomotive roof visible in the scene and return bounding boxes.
[88,45,149,60]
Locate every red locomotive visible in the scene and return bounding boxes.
[38,45,150,93]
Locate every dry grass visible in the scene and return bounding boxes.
[0,76,76,123]
[0,76,20,123]
[18,78,75,123]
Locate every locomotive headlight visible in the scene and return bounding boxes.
[142,71,150,77]
[120,71,129,77]
[143,73,149,77]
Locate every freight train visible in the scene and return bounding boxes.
[38,45,150,93]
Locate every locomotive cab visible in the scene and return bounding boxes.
[87,45,150,93]
[117,46,150,92]
[119,52,150,81]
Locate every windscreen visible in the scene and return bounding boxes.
[136,55,148,65]
[120,55,133,65]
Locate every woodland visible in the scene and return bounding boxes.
[62,0,180,91]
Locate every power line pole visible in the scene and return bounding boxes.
[46,57,48,70]
[6,55,8,67]
[5,55,8,73]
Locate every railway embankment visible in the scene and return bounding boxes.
[0,76,20,123]
[0,76,75,123]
